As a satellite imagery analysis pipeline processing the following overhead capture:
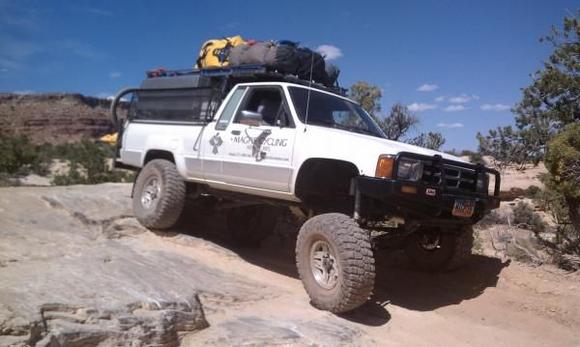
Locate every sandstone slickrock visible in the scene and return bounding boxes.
[2,183,580,347]
[0,184,258,346]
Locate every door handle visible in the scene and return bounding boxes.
[231,130,241,135]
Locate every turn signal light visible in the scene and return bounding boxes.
[375,156,394,179]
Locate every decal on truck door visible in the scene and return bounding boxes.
[229,129,290,162]
[247,129,271,161]
[209,133,223,154]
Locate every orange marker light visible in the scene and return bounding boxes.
[401,185,418,194]
[375,156,394,179]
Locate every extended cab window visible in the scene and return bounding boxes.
[132,88,213,123]
[289,87,384,138]
[234,87,293,127]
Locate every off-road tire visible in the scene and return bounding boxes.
[227,205,278,247]
[404,225,474,272]
[296,213,375,313]
[132,159,186,230]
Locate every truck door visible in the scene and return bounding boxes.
[221,86,296,192]
[199,86,248,182]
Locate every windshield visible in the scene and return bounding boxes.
[288,87,385,138]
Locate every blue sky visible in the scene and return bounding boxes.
[0,0,576,150]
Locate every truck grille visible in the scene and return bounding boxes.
[422,163,478,192]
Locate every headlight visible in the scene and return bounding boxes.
[397,158,423,181]
[477,172,489,194]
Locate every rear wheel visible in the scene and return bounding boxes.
[132,159,186,230]
[296,213,375,313]
[404,226,474,271]
[226,205,278,247]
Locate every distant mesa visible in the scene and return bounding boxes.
[0,93,120,144]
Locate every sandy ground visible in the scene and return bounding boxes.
[149,213,580,347]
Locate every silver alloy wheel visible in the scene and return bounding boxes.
[141,176,161,209]
[310,240,339,289]
[418,232,441,251]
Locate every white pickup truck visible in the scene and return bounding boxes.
[111,66,501,313]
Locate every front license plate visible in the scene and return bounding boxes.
[452,199,475,218]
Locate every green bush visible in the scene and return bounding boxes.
[544,123,580,234]
[512,201,547,233]
[47,141,134,185]
[0,134,133,186]
[524,185,542,199]
[0,134,45,175]
[477,210,506,227]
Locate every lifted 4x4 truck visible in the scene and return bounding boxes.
[111,65,501,313]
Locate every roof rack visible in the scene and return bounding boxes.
[145,64,347,96]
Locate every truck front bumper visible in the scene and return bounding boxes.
[357,177,500,224]
[355,153,501,225]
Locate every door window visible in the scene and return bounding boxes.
[234,88,292,127]
[215,87,246,130]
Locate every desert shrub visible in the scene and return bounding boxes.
[0,133,45,175]
[477,210,507,227]
[48,141,134,185]
[459,150,485,165]
[524,185,542,199]
[0,133,133,186]
[544,123,580,233]
[512,202,547,233]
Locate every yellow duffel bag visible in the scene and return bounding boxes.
[195,35,246,68]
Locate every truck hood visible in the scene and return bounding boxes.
[374,136,466,162]
[300,125,468,174]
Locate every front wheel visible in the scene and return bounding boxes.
[296,213,375,313]
[404,226,474,272]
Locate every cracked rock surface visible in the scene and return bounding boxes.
[0,184,263,346]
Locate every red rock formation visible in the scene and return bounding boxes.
[0,93,119,144]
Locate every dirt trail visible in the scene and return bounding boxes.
[147,227,580,347]
[1,184,579,346]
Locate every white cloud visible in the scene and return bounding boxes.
[408,102,438,112]
[417,83,439,92]
[434,96,446,102]
[96,92,114,100]
[109,71,121,79]
[437,122,464,128]
[14,90,34,95]
[448,94,480,104]
[316,45,342,60]
[481,103,511,111]
[444,105,467,112]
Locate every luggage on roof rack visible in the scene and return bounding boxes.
[144,64,347,96]
[191,36,341,88]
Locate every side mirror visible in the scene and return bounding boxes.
[240,110,263,121]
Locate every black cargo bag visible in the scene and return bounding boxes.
[273,44,300,75]
[295,47,326,83]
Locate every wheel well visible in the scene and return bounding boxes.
[295,158,359,209]
[144,150,175,165]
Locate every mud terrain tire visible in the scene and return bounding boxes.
[296,213,375,313]
[227,205,278,247]
[133,159,186,230]
[404,226,474,272]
